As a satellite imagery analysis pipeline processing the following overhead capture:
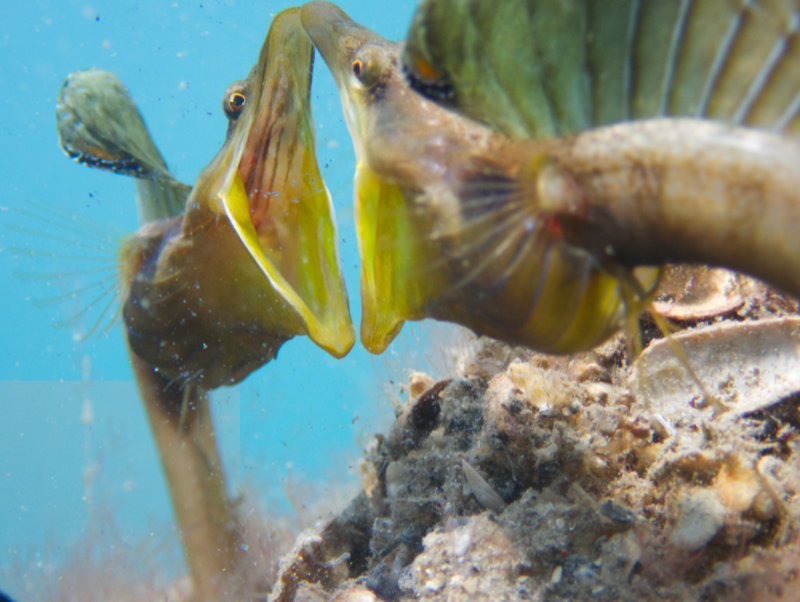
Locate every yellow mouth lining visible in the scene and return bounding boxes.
[223,169,354,357]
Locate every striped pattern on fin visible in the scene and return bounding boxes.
[407,0,800,138]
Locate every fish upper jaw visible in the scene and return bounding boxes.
[300,2,402,156]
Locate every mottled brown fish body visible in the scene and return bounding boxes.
[542,119,800,298]
[403,0,800,301]
[121,204,303,388]
[56,9,354,599]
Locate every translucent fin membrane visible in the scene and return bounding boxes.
[404,0,800,139]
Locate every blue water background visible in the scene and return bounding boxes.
[0,1,453,596]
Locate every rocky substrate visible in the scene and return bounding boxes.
[268,272,800,601]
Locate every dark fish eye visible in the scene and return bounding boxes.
[223,90,246,120]
[352,46,385,88]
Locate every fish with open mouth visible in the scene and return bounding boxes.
[301,1,659,355]
[118,12,355,389]
[56,7,353,599]
[301,1,800,359]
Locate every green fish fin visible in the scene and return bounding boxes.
[57,68,189,220]
[408,0,800,138]
[614,265,664,361]
[134,177,192,223]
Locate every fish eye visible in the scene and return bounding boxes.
[352,46,384,88]
[224,91,246,119]
[222,84,247,120]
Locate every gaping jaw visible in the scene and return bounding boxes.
[298,2,654,360]
[301,2,440,354]
[300,3,379,159]
[187,7,355,361]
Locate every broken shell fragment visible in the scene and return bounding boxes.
[630,316,800,420]
[461,458,506,512]
[653,266,744,321]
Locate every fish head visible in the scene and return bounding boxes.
[123,7,354,387]
[300,3,464,175]
[300,2,408,164]
[301,2,471,353]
